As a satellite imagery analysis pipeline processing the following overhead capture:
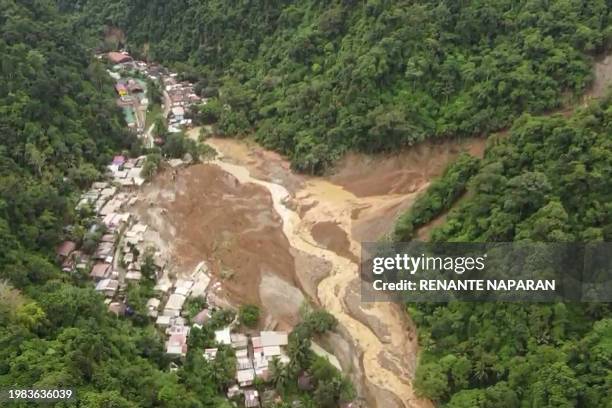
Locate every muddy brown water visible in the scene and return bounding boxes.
[122,52,612,407]
[199,135,484,408]
[189,54,609,407]
[311,221,357,263]
[135,130,485,408]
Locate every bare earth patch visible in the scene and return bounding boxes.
[133,164,297,317]
[329,137,486,198]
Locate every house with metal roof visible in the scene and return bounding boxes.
[244,389,260,408]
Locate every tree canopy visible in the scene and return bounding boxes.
[400,98,612,406]
[73,0,612,173]
[0,1,227,405]
[2,1,611,406]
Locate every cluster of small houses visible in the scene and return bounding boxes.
[153,262,213,356]
[56,162,164,314]
[163,73,201,133]
[152,262,293,408]
[58,51,353,408]
[52,63,287,406]
[103,50,203,141]
[106,52,148,133]
[107,154,147,187]
[216,328,290,406]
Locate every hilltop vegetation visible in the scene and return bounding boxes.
[396,98,611,406]
[0,0,128,283]
[3,1,611,407]
[1,2,354,406]
[0,1,231,406]
[426,105,612,243]
[73,0,612,172]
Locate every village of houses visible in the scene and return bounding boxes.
[54,51,293,408]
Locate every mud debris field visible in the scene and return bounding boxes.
[132,133,485,408]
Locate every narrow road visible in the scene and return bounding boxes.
[144,123,155,148]
[163,90,172,117]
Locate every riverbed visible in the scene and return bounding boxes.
[135,130,484,407]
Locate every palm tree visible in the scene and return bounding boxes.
[270,356,291,392]
[288,334,312,372]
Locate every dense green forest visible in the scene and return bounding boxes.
[0,1,236,406]
[68,0,612,172]
[0,0,125,301]
[0,3,344,406]
[394,153,480,241]
[397,99,611,406]
[3,0,611,407]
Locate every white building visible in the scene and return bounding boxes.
[214,327,232,345]
[171,106,185,121]
[163,293,186,316]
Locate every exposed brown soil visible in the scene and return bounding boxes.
[103,26,126,47]
[350,194,422,242]
[134,164,297,307]
[118,53,612,407]
[205,137,433,408]
[205,137,304,193]
[588,54,612,99]
[291,248,332,304]
[329,137,486,198]
[416,211,449,241]
[259,272,304,328]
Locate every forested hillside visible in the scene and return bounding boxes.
[0,0,127,284]
[71,0,612,172]
[396,99,611,406]
[0,2,231,406]
[5,1,611,407]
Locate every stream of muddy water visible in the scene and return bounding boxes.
[127,54,611,408]
[207,144,424,408]
[134,129,484,407]
[197,135,485,408]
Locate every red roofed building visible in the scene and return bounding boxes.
[107,52,132,64]
[192,309,211,325]
[56,241,77,258]
[90,263,111,281]
[166,333,188,357]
